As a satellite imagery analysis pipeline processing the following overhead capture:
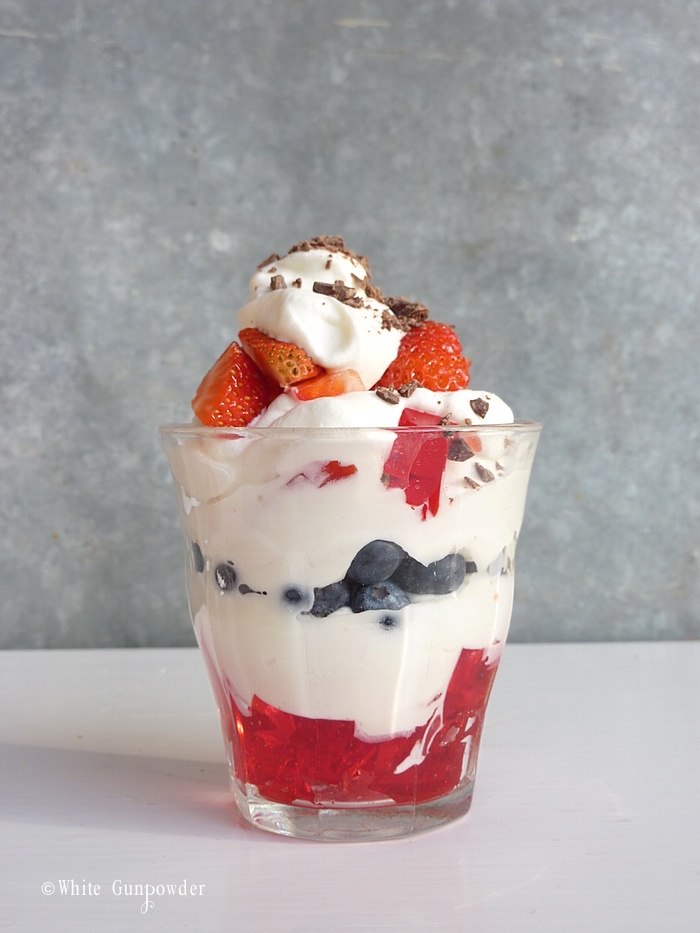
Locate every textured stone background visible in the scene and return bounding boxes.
[1,0,698,647]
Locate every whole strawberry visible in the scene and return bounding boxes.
[192,341,281,427]
[374,321,471,392]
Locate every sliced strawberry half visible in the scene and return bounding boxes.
[192,341,281,427]
[374,321,471,392]
[239,327,323,387]
[293,369,365,401]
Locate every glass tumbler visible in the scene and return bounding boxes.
[160,419,540,841]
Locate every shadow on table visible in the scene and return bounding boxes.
[0,741,261,840]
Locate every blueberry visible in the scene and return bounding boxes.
[215,562,237,592]
[309,581,351,618]
[390,555,431,593]
[346,540,406,585]
[191,542,205,573]
[282,586,310,609]
[392,553,469,595]
[350,581,410,613]
[429,554,468,594]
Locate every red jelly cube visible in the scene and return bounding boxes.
[383,409,449,518]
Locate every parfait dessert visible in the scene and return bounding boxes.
[161,236,540,840]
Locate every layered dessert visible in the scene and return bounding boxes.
[163,236,539,825]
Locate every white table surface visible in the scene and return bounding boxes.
[1,643,698,932]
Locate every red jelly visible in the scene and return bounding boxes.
[383,409,450,519]
[216,647,499,807]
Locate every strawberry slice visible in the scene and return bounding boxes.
[374,321,471,392]
[240,327,323,387]
[293,369,365,401]
[192,341,281,427]
[383,408,450,519]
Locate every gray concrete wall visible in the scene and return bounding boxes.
[2,0,698,647]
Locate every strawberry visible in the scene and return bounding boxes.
[192,340,281,427]
[239,327,323,387]
[293,369,365,401]
[374,321,471,392]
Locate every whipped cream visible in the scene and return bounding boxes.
[249,244,371,297]
[240,246,403,388]
[238,288,401,389]
[252,386,514,429]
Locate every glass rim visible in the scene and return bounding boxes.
[159,420,542,440]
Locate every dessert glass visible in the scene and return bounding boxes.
[160,420,540,841]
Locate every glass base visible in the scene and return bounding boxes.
[232,779,475,842]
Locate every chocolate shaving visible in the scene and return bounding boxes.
[375,386,400,405]
[291,277,302,288]
[256,253,280,270]
[385,296,430,331]
[331,280,357,302]
[475,463,495,483]
[312,279,362,306]
[448,437,475,462]
[365,282,386,302]
[270,274,286,290]
[325,256,333,269]
[470,397,490,419]
[397,380,420,398]
[381,309,399,331]
[463,477,480,490]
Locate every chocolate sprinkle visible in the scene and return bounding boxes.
[475,463,495,483]
[398,380,420,397]
[385,296,430,331]
[270,274,286,290]
[256,253,280,270]
[331,280,357,302]
[375,386,400,405]
[365,282,386,302]
[447,436,475,462]
[470,397,490,419]
[312,279,363,306]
